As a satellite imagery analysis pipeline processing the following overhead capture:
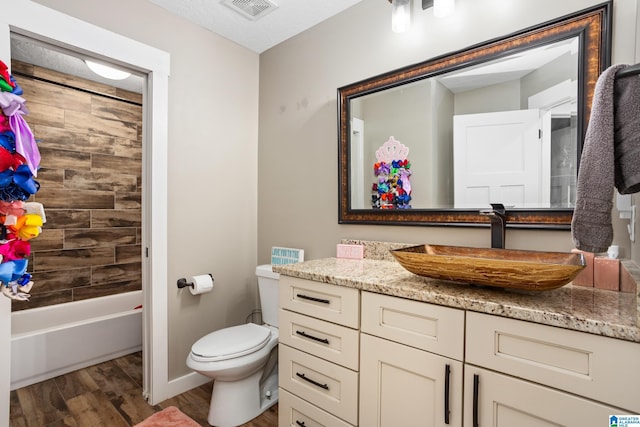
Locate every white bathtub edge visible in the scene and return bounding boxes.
[10,344,142,391]
[11,298,143,391]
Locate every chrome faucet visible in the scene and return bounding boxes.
[479,203,506,249]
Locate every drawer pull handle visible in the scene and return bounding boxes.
[296,293,330,304]
[296,421,306,427]
[296,372,329,390]
[296,330,330,344]
[444,364,451,424]
[473,374,480,427]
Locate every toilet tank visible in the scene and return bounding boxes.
[256,264,280,327]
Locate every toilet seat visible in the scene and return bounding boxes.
[191,323,271,362]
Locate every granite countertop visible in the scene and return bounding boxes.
[274,254,640,344]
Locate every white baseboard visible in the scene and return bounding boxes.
[165,371,210,399]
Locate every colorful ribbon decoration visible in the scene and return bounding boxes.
[9,213,43,241]
[0,239,30,261]
[0,258,28,285]
[0,59,44,301]
[0,92,40,176]
[0,164,40,201]
[0,131,15,150]
[371,159,412,209]
[0,200,25,217]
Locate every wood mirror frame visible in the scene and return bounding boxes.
[338,3,611,228]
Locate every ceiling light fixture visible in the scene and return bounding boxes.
[423,0,455,18]
[85,60,131,80]
[388,0,455,34]
[389,0,411,33]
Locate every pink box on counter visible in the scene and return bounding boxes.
[571,249,594,287]
[594,257,620,291]
[336,244,364,260]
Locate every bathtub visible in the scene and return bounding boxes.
[10,291,143,390]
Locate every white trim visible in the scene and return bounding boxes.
[145,67,171,404]
[0,21,12,426]
[0,297,9,424]
[167,372,211,398]
[0,0,171,415]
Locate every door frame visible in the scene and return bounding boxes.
[0,0,171,419]
[350,117,365,209]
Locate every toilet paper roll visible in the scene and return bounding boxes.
[189,274,214,295]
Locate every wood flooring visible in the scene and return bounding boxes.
[9,352,278,426]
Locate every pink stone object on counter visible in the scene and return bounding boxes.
[571,249,595,287]
[594,257,620,291]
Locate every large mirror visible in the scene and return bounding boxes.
[338,3,611,228]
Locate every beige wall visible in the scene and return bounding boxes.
[24,0,640,385]
[258,0,640,263]
[32,0,260,379]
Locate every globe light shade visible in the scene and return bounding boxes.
[85,60,131,80]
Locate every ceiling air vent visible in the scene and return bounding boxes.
[221,0,279,21]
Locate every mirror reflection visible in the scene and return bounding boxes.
[350,37,578,211]
[339,3,611,227]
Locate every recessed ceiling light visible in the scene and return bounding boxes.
[85,60,131,80]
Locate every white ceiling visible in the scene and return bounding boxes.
[10,1,576,95]
[10,0,365,93]
[148,0,364,53]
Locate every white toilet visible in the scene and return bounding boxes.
[186,264,280,427]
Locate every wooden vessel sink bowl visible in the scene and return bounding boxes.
[391,244,586,291]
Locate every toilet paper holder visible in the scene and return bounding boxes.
[177,274,214,289]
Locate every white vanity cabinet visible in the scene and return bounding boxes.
[464,312,640,426]
[277,269,640,427]
[278,276,360,427]
[359,291,465,427]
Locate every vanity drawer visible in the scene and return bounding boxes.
[280,276,360,328]
[361,291,465,360]
[279,344,359,425]
[279,309,359,370]
[279,388,354,427]
[466,311,640,412]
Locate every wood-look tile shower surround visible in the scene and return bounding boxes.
[10,60,142,311]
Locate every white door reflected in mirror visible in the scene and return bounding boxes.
[453,109,544,209]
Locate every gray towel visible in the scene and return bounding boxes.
[614,70,640,194]
[571,64,636,253]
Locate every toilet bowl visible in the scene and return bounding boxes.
[186,265,280,427]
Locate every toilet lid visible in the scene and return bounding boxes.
[191,323,271,361]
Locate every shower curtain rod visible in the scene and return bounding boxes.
[617,63,640,78]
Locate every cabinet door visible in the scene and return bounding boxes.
[360,333,462,427]
[279,389,354,427]
[464,365,627,427]
[466,311,640,413]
